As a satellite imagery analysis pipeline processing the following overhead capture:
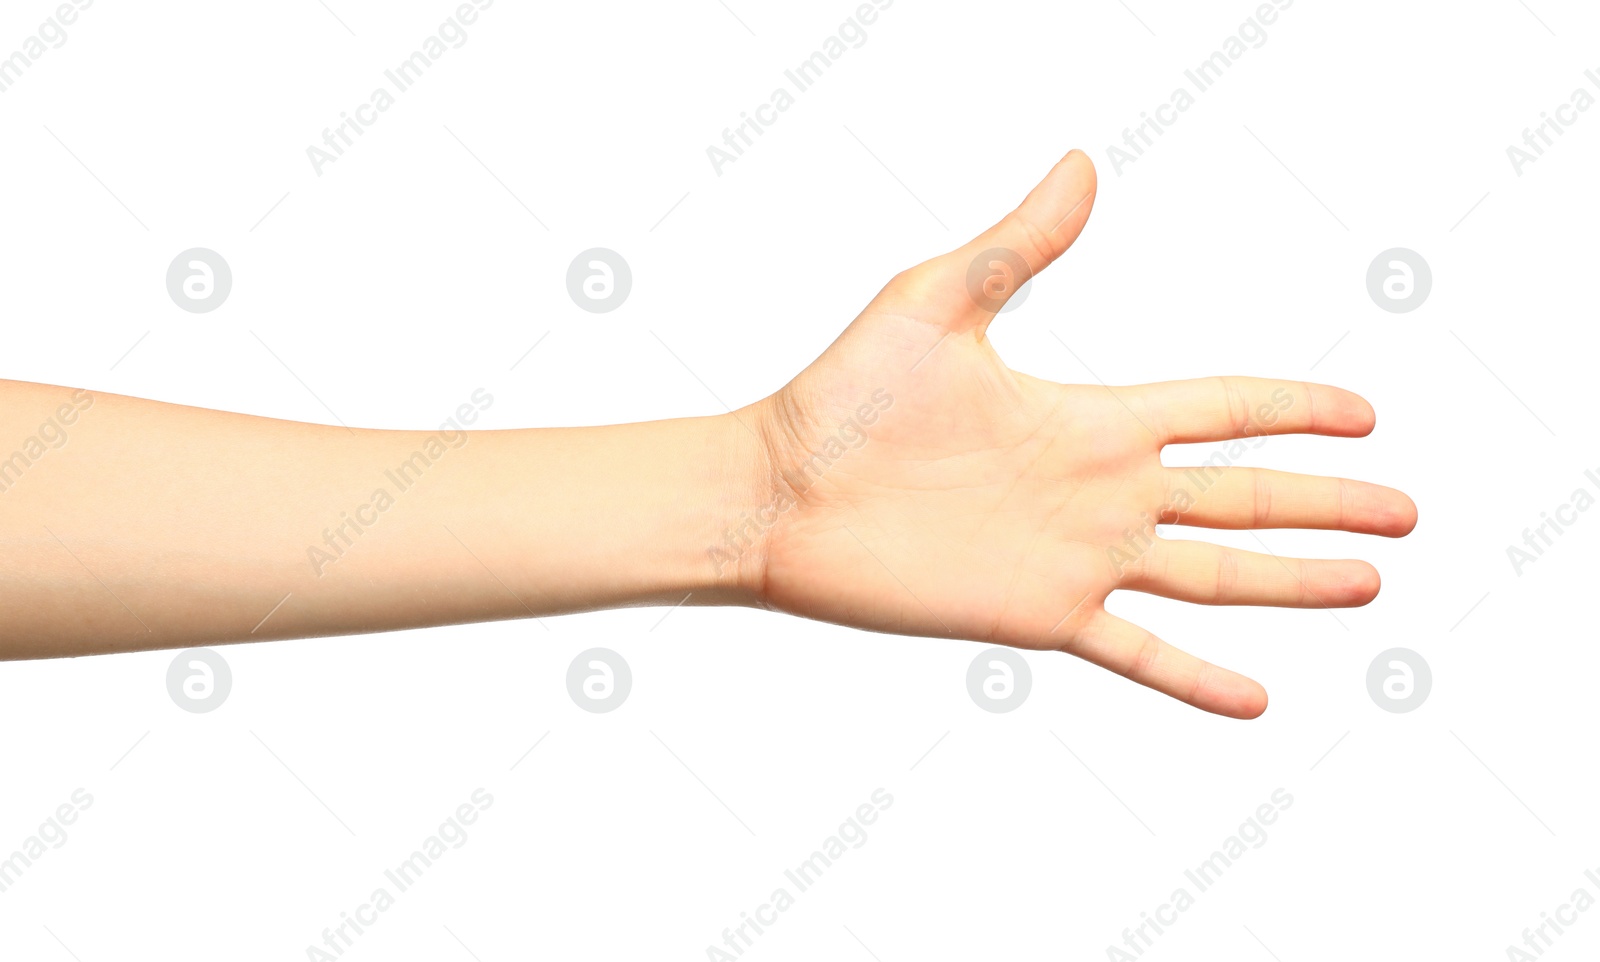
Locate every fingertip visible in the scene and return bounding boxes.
[952,149,1099,324]
[1188,655,1268,719]
[1307,559,1383,607]
[1062,147,1097,192]
[1238,683,1269,720]
[1056,148,1097,209]
[1251,684,1269,718]
[1346,561,1382,606]
[1389,491,1419,537]
[1307,383,1377,438]
[1205,673,1269,719]
[1019,148,1097,249]
[1362,484,1419,538]
[1356,397,1377,436]
[1344,391,1377,437]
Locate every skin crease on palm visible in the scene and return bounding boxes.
[736,149,1418,720]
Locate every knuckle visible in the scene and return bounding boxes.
[1002,211,1055,272]
[1127,630,1163,680]
[1251,470,1273,527]
[1213,550,1239,602]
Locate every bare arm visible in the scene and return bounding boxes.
[1,151,1416,717]
[0,380,764,658]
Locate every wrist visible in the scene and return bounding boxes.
[425,412,774,617]
[558,408,775,610]
[690,405,780,607]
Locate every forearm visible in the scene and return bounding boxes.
[0,380,765,659]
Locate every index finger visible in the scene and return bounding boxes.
[1131,376,1376,445]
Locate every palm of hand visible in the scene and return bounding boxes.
[744,151,1415,718]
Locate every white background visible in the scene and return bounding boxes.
[1,0,1596,959]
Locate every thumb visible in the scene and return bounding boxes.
[955,149,1098,323]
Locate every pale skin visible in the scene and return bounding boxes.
[0,150,1415,717]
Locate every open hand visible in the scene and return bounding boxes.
[739,150,1417,719]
